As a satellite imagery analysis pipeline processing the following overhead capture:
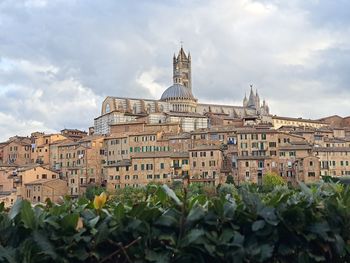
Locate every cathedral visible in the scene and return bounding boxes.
[94,47,270,134]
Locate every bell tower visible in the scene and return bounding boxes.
[173,45,192,91]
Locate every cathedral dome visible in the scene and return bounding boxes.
[160,83,195,101]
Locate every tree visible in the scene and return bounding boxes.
[263,171,285,189]
[226,174,234,184]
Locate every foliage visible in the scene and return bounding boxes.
[85,185,106,200]
[263,171,286,190]
[225,174,234,184]
[0,182,350,262]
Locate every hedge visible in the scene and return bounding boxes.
[0,182,349,262]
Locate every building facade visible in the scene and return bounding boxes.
[94,47,271,135]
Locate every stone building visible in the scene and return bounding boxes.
[94,47,270,135]
[1,136,32,165]
[30,133,67,165]
[50,135,105,196]
[24,178,68,204]
[7,165,60,200]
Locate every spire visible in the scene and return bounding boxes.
[243,92,248,107]
[177,44,188,60]
[247,85,256,109]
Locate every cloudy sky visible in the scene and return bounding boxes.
[0,0,350,141]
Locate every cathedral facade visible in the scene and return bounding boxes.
[94,47,270,134]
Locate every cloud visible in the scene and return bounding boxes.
[0,58,102,141]
[0,0,350,141]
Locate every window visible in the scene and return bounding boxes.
[154,174,160,179]
[261,133,266,140]
[125,175,130,180]
[245,161,249,167]
[210,151,214,157]
[270,151,277,156]
[114,175,120,180]
[42,174,47,179]
[245,171,250,178]
[133,175,138,179]
[141,164,145,170]
[202,162,205,167]
[134,164,137,171]
[193,161,196,167]
[163,174,168,178]
[309,161,314,166]
[258,161,264,168]
[308,172,315,177]
[160,163,164,169]
[147,174,153,179]
[269,142,276,147]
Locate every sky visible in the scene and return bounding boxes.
[0,0,350,141]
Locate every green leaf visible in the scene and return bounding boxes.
[186,205,205,224]
[8,199,23,220]
[61,213,79,232]
[259,244,274,261]
[33,230,57,260]
[252,220,265,232]
[162,184,182,206]
[145,249,171,263]
[0,245,16,263]
[95,221,109,244]
[21,200,36,229]
[155,215,178,227]
[88,215,100,228]
[113,203,125,221]
[299,182,312,196]
[223,201,236,219]
[182,229,206,245]
[155,187,167,203]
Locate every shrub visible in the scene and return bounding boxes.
[263,171,285,190]
[0,182,349,262]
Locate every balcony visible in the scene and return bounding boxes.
[172,164,181,169]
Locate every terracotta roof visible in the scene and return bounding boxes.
[165,112,206,118]
[236,156,271,160]
[279,145,312,150]
[131,152,171,159]
[189,145,221,151]
[131,151,189,159]
[24,178,65,185]
[272,115,327,124]
[313,147,350,152]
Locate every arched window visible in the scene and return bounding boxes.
[147,104,152,113]
[105,103,110,113]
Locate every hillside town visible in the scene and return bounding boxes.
[1,47,350,207]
